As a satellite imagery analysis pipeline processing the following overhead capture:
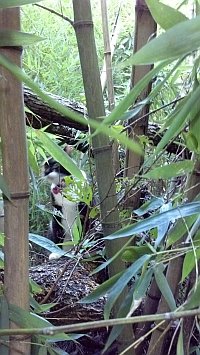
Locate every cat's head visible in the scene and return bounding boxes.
[43,157,71,185]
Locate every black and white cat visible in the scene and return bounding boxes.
[44,149,88,254]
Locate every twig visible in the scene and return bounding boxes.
[34,4,74,27]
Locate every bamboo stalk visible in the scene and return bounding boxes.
[124,0,156,208]
[0,7,30,355]
[72,1,134,353]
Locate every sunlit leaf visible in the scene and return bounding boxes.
[146,0,188,30]
[144,160,194,180]
[124,16,200,65]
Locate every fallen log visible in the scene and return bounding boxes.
[24,87,187,155]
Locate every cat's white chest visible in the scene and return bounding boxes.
[51,184,78,245]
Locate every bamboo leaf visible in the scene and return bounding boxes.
[167,213,198,247]
[105,60,170,125]
[154,265,176,311]
[144,160,194,180]
[146,0,188,30]
[104,254,151,319]
[0,30,43,47]
[36,131,85,181]
[81,272,122,304]
[184,278,200,309]
[181,232,200,281]
[0,0,43,7]
[154,85,200,155]
[123,16,200,65]
[134,197,164,216]
[121,245,153,263]
[0,175,10,200]
[104,202,200,240]
[176,325,184,355]
[29,233,67,258]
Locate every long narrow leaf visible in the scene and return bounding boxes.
[155,85,200,155]
[154,265,176,311]
[104,202,200,240]
[123,15,200,65]
[144,160,194,180]
[36,131,85,180]
[104,254,151,319]
[0,30,43,47]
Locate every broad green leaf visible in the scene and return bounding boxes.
[134,197,164,216]
[154,85,200,155]
[36,131,85,181]
[146,0,188,30]
[0,53,142,155]
[0,30,43,47]
[104,202,200,241]
[0,0,43,7]
[144,160,194,180]
[181,232,200,281]
[0,175,10,200]
[104,254,151,319]
[176,325,184,355]
[124,16,200,65]
[154,265,176,311]
[81,272,123,303]
[184,278,200,309]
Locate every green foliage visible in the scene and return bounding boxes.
[146,0,188,30]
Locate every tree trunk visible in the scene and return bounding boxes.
[0,7,30,355]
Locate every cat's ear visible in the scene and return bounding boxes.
[64,145,73,156]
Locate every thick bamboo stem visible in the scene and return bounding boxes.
[0,7,30,355]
